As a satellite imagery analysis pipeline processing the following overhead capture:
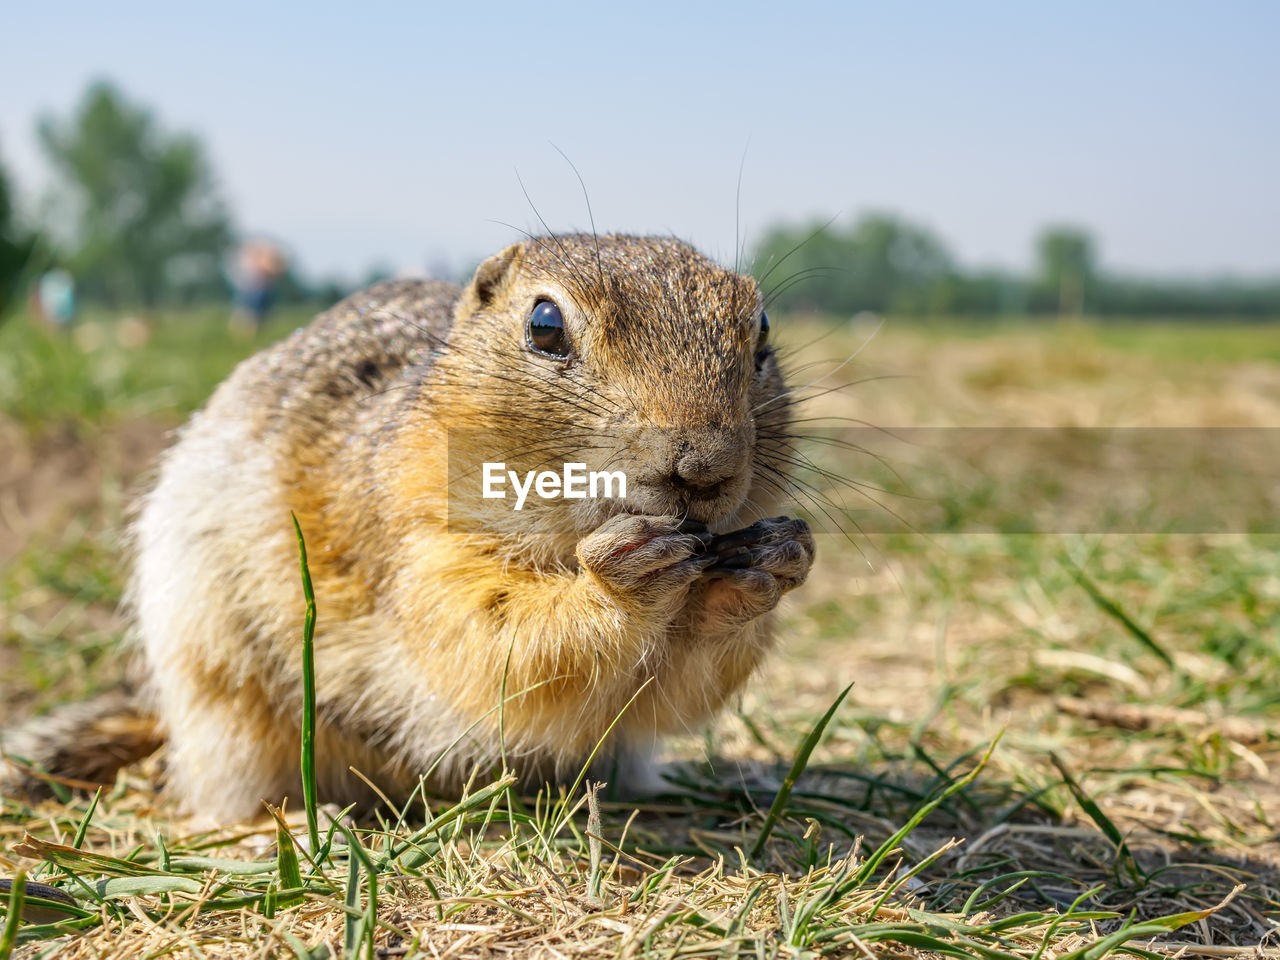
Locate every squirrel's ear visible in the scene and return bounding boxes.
[461,243,522,313]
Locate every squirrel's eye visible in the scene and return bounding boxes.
[754,311,771,370]
[527,299,570,358]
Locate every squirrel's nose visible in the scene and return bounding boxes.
[668,447,734,498]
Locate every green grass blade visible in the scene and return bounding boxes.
[95,876,205,898]
[1056,896,1241,960]
[13,837,164,878]
[161,858,279,876]
[859,929,1021,960]
[750,681,853,860]
[383,775,516,870]
[363,870,377,960]
[71,787,101,850]
[278,929,319,960]
[849,733,1001,892]
[343,845,360,955]
[292,512,322,858]
[725,883,763,937]
[7,915,101,948]
[0,872,25,960]
[1050,753,1144,884]
[1032,883,1108,960]
[962,871,1088,917]
[271,807,305,909]
[336,823,380,959]
[1066,560,1174,668]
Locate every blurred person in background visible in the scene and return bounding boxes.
[230,239,286,336]
[32,265,76,329]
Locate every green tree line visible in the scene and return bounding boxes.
[751,217,1280,320]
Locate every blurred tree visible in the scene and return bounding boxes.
[920,269,1024,317]
[752,212,1279,319]
[0,149,38,320]
[1035,226,1095,316]
[751,214,954,316]
[38,81,233,307]
[849,214,954,312]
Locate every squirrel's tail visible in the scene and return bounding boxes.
[0,692,164,800]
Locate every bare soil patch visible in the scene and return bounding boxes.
[0,418,168,568]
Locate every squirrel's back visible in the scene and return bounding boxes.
[130,279,464,817]
[3,280,460,810]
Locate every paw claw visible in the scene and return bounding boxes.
[706,522,771,555]
[693,517,815,616]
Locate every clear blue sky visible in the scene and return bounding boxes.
[3,1,1277,281]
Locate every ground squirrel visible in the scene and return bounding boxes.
[2,234,815,823]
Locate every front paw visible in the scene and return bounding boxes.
[577,514,713,607]
[697,517,815,622]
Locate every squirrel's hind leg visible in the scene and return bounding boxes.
[157,683,300,826]
[587,738,682,800]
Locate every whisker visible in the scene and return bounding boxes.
[756,215,839,288]
[550,143,606,291]
[734,138,751,276]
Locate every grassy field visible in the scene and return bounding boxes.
[1,306,1279,958]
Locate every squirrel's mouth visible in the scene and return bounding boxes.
[616,476,753,527]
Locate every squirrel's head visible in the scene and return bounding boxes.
[431,235,795,544]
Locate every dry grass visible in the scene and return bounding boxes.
[3,313,1280,957]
